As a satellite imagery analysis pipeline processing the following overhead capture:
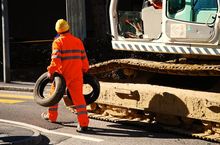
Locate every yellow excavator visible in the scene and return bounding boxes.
[87,0,220,142]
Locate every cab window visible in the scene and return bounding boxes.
[117,0,144,38]
[167,0,218,24]
[168,0,185,15]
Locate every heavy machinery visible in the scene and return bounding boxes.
[30,0,220,142]
[85,0,220,142]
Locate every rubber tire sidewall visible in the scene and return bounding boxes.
[84,73,100,105]
[33,72,66,107]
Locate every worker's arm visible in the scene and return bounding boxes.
[47,39,62,78]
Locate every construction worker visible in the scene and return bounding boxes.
[41,19,90,132]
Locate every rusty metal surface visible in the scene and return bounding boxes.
[95,81,220,123]
[89,58,220,76]
[88,112,220,143]
[87,58,220,143]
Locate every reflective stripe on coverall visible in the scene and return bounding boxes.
[47,32,89,127]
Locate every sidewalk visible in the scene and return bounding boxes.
[0,81,35,92]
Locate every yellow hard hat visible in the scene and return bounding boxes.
[55,19,70,33]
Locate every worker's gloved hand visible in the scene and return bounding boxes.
[47,72,53,80]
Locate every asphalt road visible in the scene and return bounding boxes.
[0,90,218,145]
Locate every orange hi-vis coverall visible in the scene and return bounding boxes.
[47,32,89,127]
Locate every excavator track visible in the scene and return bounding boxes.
[86,58,220,143]
[89,58,220,76]
[88,112,220,143]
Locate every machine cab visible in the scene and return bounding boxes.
[110,0,220,44]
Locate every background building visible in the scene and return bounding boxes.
[1,0,111,82]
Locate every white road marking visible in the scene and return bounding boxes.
[0,119,104,142]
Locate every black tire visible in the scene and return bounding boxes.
[33,72,66,107]
[67,73,100,105]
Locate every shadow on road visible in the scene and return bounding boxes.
[62,122,189,139]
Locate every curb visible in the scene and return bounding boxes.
[0,86,33,92]
[0,82,34,92]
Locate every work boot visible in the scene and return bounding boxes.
[41,112,56,123]
[76,124,88,132]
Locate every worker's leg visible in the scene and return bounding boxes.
[63,94,75,113]
[47,104,58,122]
[68,80,89,127]
[43,83,58,122]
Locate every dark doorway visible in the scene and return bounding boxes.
[4,0,66,82]
[8,0,66,41]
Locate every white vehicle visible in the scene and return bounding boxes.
[110,0,220,57]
